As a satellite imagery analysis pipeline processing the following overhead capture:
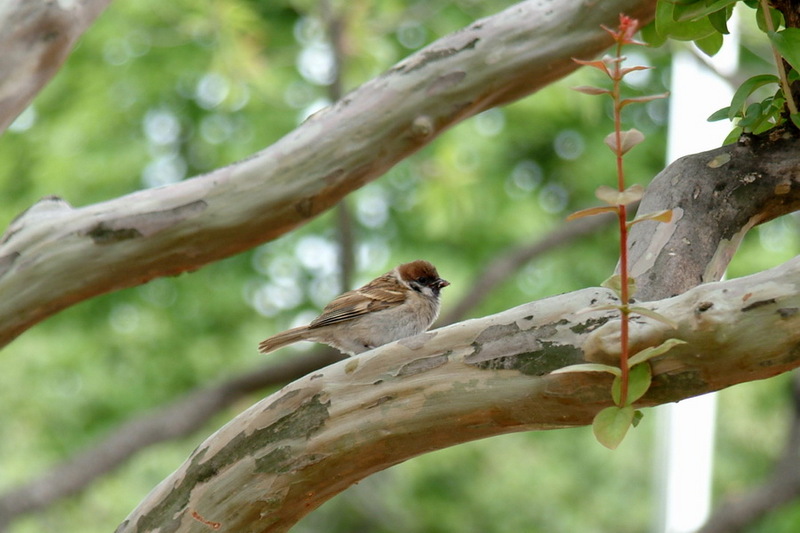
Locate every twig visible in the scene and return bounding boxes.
[760,0,799,116]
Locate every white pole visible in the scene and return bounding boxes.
[653,23,739,533]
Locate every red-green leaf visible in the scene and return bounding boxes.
[604,129,645,155]
[572,57,610,76]
[601,274,637,299]
[593,405,634,450]
[551,363,621,377]
[611,363,652,405]
[626,209,674,229]
[620,65,654,76]
[628,338,687,367]
[628,306,678,329]
[566,205,619,221]
[595,183,644,206]
[619,92,669,108]
[572,85,611,96]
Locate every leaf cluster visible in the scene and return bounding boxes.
[646,0,800,140]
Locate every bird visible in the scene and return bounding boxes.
[258,260,449,356]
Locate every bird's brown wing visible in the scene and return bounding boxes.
[308,275,406,329]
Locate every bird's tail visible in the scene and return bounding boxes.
[258,326,310,354]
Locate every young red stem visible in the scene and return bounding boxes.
[612,38,630,407]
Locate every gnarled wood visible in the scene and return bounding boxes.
[629,129,800,300]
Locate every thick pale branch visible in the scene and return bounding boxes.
[0,208,608,526]
[0,0,657,350]
[629,130,800,300]
[0,205,616,526]
[0,0,113,133]
[119,256,800,533]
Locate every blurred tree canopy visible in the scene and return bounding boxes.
[1,1,800,532]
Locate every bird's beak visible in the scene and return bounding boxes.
[436,278,450,289]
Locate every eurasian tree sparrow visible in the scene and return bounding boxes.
[258,260,449,356]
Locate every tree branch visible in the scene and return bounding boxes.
[0,0,113,134]
[0,0,658,350]
[629,130,800,301]
[0,208,610,526]
[117,256,800,532]
[0,350,345,530]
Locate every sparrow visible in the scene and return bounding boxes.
[258,260,449,356]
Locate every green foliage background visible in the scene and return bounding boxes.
[1,1,799,532]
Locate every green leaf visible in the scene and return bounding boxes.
[708,7,732,34]
[707,106,731,122]
[654,0,676,37]
[757,6,783,33]
[551,363,621,377]
[694,31,723,56]
[628,338,687,367]
[723,126,743,145]
[727,74,779,120]
[673,0,737,22]
[611,363,652,405]
[655,0,718,41]
[604,129,645,155]
[593,405,634,449]
[768,29,800,73]
[791,113,800,129]
[641,20,667,47]
[632,409,645,427]
[739,102,768,132]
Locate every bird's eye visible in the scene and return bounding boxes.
[416,276,431,284]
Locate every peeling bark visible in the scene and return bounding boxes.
[0,0,657,350]
[118,257,800,532]
[629,129,800,300]
[5,0,800,531]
